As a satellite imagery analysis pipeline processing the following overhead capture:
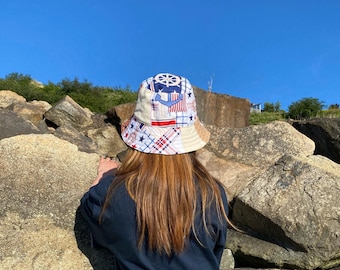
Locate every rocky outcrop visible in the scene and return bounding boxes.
[1,90,339,269]
[292,118,340,164]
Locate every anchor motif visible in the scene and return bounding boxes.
[152,73,183,108]
[155,92,183,107]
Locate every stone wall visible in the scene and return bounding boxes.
[193,87,251,127]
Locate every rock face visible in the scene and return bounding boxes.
[193,87,251,128]
[292,118,340,164]
[1,89,340,269]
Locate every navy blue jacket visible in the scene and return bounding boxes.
[80,175,228,270]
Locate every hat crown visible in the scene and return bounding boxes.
[134,73,197,128]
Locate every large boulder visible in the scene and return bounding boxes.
[196,149,260,201]
[44,95,93,129]
[0,212,89,270]
[53,125,98,153]
[7,100,51,125]
[206,121,315,167]
[106,102,136,126]
[0,134,116,269]
[0,108,43,140]
[86,125,127,157]
[0,90,26,108]
[0,134,98,225]
[292,118,340,164]
[229,154,340,269]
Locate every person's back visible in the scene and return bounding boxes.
[80,73,229,269]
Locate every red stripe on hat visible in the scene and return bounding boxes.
[169,93,186,112]
[151,120,176,126]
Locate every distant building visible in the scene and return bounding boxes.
[250,103,262,113]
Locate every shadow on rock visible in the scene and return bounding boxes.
[74,207,117,270]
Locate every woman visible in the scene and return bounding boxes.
[80,73,229,269]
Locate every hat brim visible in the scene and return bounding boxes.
[121,116,210,155]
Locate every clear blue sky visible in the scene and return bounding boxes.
[1,0,339,111]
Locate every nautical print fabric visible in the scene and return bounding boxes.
[122,73,210,155]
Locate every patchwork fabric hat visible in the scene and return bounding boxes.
[121,73,210,155]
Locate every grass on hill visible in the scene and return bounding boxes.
[250,109,340,125]
[316,109,340,118]
[249,112,287,125]
[0,73,137,113]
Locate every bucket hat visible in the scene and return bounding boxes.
[121,73,210,155]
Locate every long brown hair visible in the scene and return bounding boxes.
[99,149,228,255]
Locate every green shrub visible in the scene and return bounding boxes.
[288,97,324,119]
